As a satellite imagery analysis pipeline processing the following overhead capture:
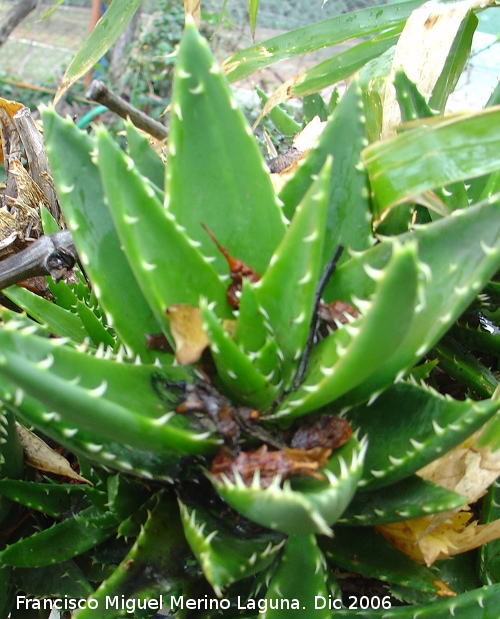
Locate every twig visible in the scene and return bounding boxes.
[292,245,344,391]
[0,230,77,290]
[85,80,168,140]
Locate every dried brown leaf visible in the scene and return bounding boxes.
[16,423,90,483]
[165,304,209,365]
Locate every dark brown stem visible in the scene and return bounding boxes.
[0,230,78,290]
[85,80,168,140]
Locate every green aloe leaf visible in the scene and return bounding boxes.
[54,0,142,103]
[328,198,500,408]
[275,242,418,419]
[210,436,365,536]
[11,560,94,600]
[178,499,284,595]
[3,286,87,344]
[74,493,188,619]
[125,120,165,193]
[279,82,372,265]
[166,18,285,277]
[340,475,465,526]
[321,527,447,596]
[254,159,330,388]
[96,127,230,330]
[200,299,278,409]
[348,381,500,490]
[222,0,423,83]
[0,480,99,519]
[364,107,500,216]
[0,505,118,568]
[42,108,162,359]
[479,480,500,584]
[262,535,330,619]
[0,409,24,524]
[332,584,500,618]
[0,323,217,459]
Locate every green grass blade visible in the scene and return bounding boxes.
[364,107,500,216]
[54,0,142,104]
[222,0,423,83]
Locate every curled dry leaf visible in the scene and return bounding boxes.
[290,414,352,450]
[15,423,90,483]
[211,444,332,488]
[378,423,500,566]
[165,304,210,365]
[0,97,24,163]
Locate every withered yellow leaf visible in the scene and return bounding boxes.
[165,304,209,365]
[16,423,90,483]
[0,97,24,164]
[378,511,500,567]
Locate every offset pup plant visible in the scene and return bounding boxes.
[0,1,499,617]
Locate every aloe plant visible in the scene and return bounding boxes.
[0,3,499,618]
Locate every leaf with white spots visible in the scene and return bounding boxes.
[200,299,279,409]
[275,242,419,419]
[278,81,373,267]
[42,108,161,359]
[261,534,330,619]
[346,382,500,491]
[210,435,365,536]
[0,324,218,467]
[166,19,286,277]
[96,127,230,339]
[0,505,118,567]
[178,499,284,595]
[329,198,500,407]
[254,159,330,389]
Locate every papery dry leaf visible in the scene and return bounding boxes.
[184,0,201,26]
[268,116,325,193]
[418,431,500,503]
[377,511,500,567]
[0,97,24,163]
[16,423,90,483]
[382,0,491,136]
[165,304,209,365]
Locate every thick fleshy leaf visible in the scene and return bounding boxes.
[210,436,365,536]
[279,82,372,266]
[74,493,189,619]
[321,527,448,596]
[0,505,118,567]
[0,321,218,459]
[166,18,285,277]
[200,299,278,409]
[96,127,230,329]
[328,199,500,408]
[179,499,284,595]
[340,475,465,526]
[42,108,161,359]
[262,535,330,619]
[347,381,500,490]
[254,159,330,388]
[331,584,500,618]
[275,242,418,419]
